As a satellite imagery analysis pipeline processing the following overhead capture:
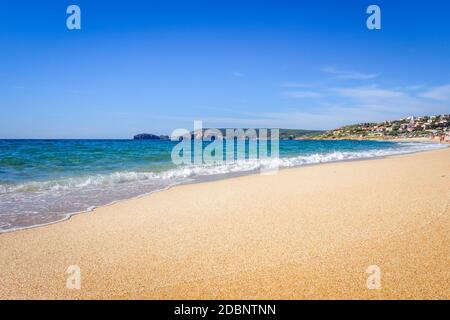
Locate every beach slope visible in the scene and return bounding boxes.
[0,148,449,299]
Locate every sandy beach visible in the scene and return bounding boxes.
[0,147,449,300]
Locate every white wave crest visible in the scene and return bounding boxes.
[0,142,446,195]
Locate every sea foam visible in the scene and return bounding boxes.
[0,141,446,233]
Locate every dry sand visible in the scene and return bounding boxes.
[0,148,449,299]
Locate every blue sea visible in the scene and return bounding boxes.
[0,139,445,233]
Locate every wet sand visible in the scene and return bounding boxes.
[0,148,449,299]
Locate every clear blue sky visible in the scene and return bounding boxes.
[1,0,449,138]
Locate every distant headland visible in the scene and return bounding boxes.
[134,129,324,141]
[134,115,450,141]
[133,133,170,140]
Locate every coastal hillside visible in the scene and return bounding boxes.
[319,114,450,139]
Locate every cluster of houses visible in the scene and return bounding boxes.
[323,114,450,139]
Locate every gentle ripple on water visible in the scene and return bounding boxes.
[0,139,446,232]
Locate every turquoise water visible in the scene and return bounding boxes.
[0,139,445,232]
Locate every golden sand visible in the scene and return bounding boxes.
[0,148,449,299]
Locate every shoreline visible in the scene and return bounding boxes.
[317,136,449,143]
[0,147,449,299]
[1,141,447,235]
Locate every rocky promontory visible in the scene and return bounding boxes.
[133,133,170,140]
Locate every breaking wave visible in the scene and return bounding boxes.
[0,141,446,232]
[0,141,444,195]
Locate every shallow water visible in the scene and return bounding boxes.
[0,139,446,232]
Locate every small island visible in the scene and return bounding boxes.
[133,133,170,140]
